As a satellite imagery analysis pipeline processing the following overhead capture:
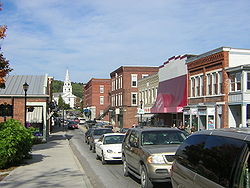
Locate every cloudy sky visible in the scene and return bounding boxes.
[1,0,250,83]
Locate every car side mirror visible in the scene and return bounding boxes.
[131,141,139,148]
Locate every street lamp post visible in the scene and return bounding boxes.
[140,100,143,126]
[23,82,29,128]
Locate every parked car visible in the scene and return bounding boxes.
[85,128,95,144]
[79,118,86,125]
[85,120,97,129]
[122,127,188,188]
[171,128,250,188]
[95,133,125,164]
[89,128,113,152]
[119,128,129,133]
[67,121,79,130]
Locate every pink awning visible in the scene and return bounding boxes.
[151,75,187,113]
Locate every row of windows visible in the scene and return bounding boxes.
[112,74,149,91]
[139,87,158,105]
[112,74,123,91]
[111,93,123,107]
[190,71,222,97]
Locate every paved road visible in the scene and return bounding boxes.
[67,128,172,188]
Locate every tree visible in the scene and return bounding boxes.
[0,3,12,88]
[58,95,71,110]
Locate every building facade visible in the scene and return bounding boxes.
[138,73,159,125]
[83,78,111,121]
[0,75,53,141]
[110,66,159,128]
[151,55,195,127]
[185,47,250,131]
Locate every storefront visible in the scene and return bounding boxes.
[183,106,216,132]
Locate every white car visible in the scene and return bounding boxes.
[95,133,125,164]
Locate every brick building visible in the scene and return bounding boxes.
[110,66,159,128]
[0,75,53,141]
[184,47,250,131]
[83,78,111,121]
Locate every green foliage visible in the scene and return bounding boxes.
[0,119,33,169]
[52,80,84,98]
[57,95,70,110]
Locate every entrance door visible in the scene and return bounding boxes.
[199,115,207,130]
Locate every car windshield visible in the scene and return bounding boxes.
[104,135,125,144]
[93,129,113,135]
[142,131,187,145]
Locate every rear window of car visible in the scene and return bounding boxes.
[175,134,247,187]
[141,130,187,145]
[104,135,125,144]
[93,129,113,135]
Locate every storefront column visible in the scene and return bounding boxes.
[242,103,247,127]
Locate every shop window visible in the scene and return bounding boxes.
[208,115,215,129]
[192,115,198,131]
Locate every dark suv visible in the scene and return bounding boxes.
[122,127,188,188]
[171,128,250,188]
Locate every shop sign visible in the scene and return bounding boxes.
[190,108,198,115]
[207,108,215,115]
[137,108,145,114]
[183,109,190,114]
[198,109,206,115]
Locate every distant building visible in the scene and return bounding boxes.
[83,78,111,121]
[110,66,159,128]
[53,70,76,108]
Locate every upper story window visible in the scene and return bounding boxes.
[195,77,200,96]
[207,74,212,95]
[191,77,195,97]
[247,73,250,90]
[142,74,149,79]
[212,73,217,95]
[131,74,138,87]
[100,85,104,93]
[100,96,104,105]
[131,92,138,106]
[218,72,222,94]
[230,72,241,92]
[200,75,204,96]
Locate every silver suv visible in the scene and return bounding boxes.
[122,127,188,188]
[171,128,250,188]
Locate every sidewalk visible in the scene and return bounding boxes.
[0,127,93,188]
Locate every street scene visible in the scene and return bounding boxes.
[1,1,250,188]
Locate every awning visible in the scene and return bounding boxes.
[151,75,187,113]
[135,113,155,118]
[27,106,43,123]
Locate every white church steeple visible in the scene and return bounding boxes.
[63,69,72,94]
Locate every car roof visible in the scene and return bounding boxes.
[103,133,125,136]
[193,128,250,141]
[129,127,182,133]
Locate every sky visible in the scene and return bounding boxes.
[1,0,250,83]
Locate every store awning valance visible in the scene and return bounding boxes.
[151,75,187,113]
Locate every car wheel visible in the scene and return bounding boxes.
[140,165,153,188]
[101,152,107,165]
[123,157,129,177]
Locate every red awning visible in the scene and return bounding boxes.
[151,75,187,113]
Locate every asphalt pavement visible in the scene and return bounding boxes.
[0,126,93,188]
